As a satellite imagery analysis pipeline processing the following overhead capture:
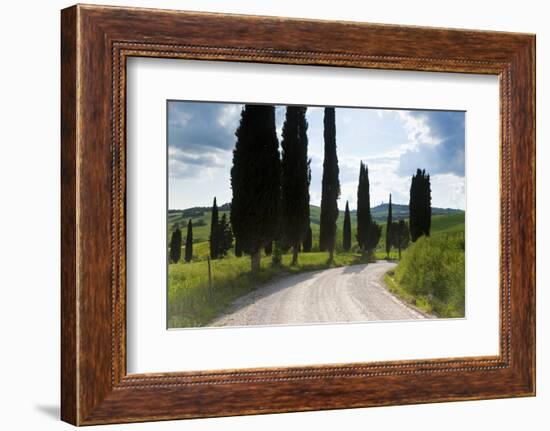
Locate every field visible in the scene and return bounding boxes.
[167,206,465,327]
[385,233,465,318]
[382,212,466,318]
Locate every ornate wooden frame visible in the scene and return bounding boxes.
[61,4,535,425]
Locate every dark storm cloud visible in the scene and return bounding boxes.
[397,111,465,177]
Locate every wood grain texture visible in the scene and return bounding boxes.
[60,4,536,425]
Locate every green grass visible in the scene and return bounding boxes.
[430,213,465,235]
[168,251,367,328]
[188,241,210,260]
[385,234,465,318]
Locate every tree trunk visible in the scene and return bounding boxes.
[328,247,334,264]
[251,249,261,274]
[291,244,299,266]
[398,245,402,260]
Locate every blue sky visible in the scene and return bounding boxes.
[168,101,465,210]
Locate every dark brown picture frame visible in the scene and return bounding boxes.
[61,4,535,425]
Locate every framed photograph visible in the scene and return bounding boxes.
[61,4,535,425]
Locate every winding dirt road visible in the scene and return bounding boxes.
[210,261,426,327]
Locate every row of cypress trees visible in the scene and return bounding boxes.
[169,220,193,263]
[341,164,430,258]
[171,105,433,267]
[231,104,313,272]
[229,105,433,270]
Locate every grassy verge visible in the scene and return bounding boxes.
[384,235,465,318]
[384,271,435,316]
[168,251,368,328]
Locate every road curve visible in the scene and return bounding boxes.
[209,261,426,327]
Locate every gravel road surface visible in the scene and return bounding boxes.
[210,261,426,327]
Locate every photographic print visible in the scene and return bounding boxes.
[167,101,465,329]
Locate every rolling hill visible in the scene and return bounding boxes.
[168,203,464,247]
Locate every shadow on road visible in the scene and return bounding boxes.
[341,264,369,274]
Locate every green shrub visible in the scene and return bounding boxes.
[393,235,465,317]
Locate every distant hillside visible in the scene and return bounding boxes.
[169,203,464,246]
[309,203,463,225]
[169,202,231,219]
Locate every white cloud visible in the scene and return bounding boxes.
[217,104,242,128]
[397,111,440,150]
[430,173,466,210]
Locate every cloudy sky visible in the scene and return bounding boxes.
[168,101,465,211]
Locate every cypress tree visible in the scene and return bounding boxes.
[218,213,233,257]
[343,200,351,251]
[366,221,382,254]
[386,193,393,257]
[319,107,340,262]
[209,197,219,259]
[395,219,410,259]
[409,169,432,241]
[230,104,281,273]
[356,162,381,255]
[302,225,312,252]
[184,219,193,262]
[356,162,370,251]
[280,106,310,265]
[169,224,182,263]
[234,239,243,257]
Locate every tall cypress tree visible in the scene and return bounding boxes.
[343,200,351,251]
[184,219,193,262]
[230,104,280,273]
[409,169,432,241]
[209,197,219,259]
[356,162,371,251]
[356,162,381,255]
[386,193,393,257]
[280,106,310,265]
[319,107,340,262]
[169,224,182,263]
